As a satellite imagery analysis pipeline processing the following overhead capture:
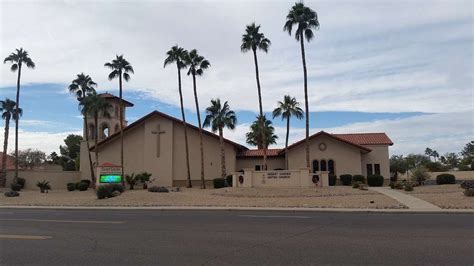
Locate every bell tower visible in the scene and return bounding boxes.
[83,92,134,142]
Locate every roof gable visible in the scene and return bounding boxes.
[333,133,393,146]
[283,131,372,153]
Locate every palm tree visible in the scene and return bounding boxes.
[203,99,237,178]
[241,23,271,170]
[104,55,134,181]
[3,48,35,181]
[68,73,97,183]
[0,99,21,187]
[284,3,319,168]
[272,95,304,169]
[82,94,112,179]
[185,49,210,189]
[164,46,192,187]
[245,115,278,149]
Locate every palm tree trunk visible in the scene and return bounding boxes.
[299,34,310,168]
[219,128,226,178]
[177,64,192,188]
[94,114,99,175]
[285,116,290,170]
[252,49,267,170]
[14,63,22,183]
[119,72,125,186]
[192,73,206,189]
[0,116,10,187]
[83,115,96,187]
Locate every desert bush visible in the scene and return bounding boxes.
[80,179,91,187]
[16,177,26,189]
[352,175,365,183]
[352,181,361,189]
[339,174,352,186]
[4,191,20,197]
[10,183,22,191]
[328,174,337,186]
[358,183,368,190]
[148,186,169,193]
[404,183,414,191]
[125,173,139,190]
[412,167,430,185]
[36,180,51,193]
[395,182,404,189]
[96,185,113,199]
[213,178,226,189]
[367,175,384,187]
[67,183,76,191]
[464,188,474,197]
[436,174,456,185]
[111,184,125,193]
[460,181,474,189]
[389,182,396,189]
[226,175,233,187]
[137,172,152,189]
[77,182,89,191]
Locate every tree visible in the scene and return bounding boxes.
[460,141,474,170]
[185,49,210,189]
[82,94,112,180]
[164,46,192,187]
[68,73,97,179]
[241,22,271,170]
[58,134,83,171]
[48,152,60,164]
[440,152,459,170]
[245,115,278,149]
[272,95,303,169]
[104,55,134,182]
[405,154,430,177]
[389,155,408,180]
[3,48,35,181]
[424,147,433,161]
[11,148,46,170]
[0,98,21,187]
[284,3,319,168]
[203,99,237,178]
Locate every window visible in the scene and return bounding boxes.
[255,165,261,171]
[328,160,335,175]
[321,160,327,171]
[367,164,373,176]
[101,123,110,139]
[374,164,380,175]
[312,160,319,172]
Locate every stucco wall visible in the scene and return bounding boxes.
[287,135,363,176]
[236,157,285,171]
[361,145,390,178]
[6,170,81,190]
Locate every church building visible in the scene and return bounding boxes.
[80,94,393,187]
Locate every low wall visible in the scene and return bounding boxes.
[399,171,474,181]
[6,170,82,190]
[233,168,329,188]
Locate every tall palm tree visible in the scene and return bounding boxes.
[245,115,278,149]
[82,94,112,179]
[203,99,237,178]
[68,73,97,183]
[0,99,21,187]
[3,48,35,181]
[185,49,210,189]
[284,3,319,168]
[241,23,271,170]
[104,55,134,181]
[272,95,304,169]
[164,46,192,187]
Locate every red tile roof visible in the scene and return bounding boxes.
[237,149,283,158]
[333,133,394,146]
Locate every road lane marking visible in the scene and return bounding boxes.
[0,218,125,224]
[0,212,14,215]
[0,234,52,240]
[238,215,310,219]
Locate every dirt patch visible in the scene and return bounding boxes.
[402,184,473,209]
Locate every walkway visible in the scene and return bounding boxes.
[369,187,441,211]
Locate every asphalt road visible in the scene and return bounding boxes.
[0,209,473,265]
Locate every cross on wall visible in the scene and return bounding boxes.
[151,124,166,157]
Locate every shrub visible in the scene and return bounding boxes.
[125,173,138,190]
[16,177,26,189]
[395,182,403,190]
[352,175,365,183]
[67,183,76,191]
[460,181,474,189]
[389,182,396,189]
[136,172,152,189]
[77,182,89,191]
[358,183,368,190]
[226,175,233,187]
[148,186,169,193]
[328,174,337,186]
[352,181,361,189]
[411,167,430,185]
[367,175,384,187]
[436,174,456,185]
[464,188,474,197]
[10,183,22,191]
[80,179,91,187]
[111,184,125,193]
[36,180,51,193]
[75,182,82,189]
[96,185,113,199]
[213,178,226,189]
[404,183,414,191]
[339,174,353,186]
[4,191,20,197]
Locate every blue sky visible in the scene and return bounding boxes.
[0,0,472,155]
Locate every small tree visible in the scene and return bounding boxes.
[411,167,430,185]
[11,148,46,169]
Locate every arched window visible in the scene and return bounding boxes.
[114,124,120,133]
[312,160,319,172]
[88,124,95,140]
[328,159,335,175]
[101,123,110,139]
[320,159,327,171]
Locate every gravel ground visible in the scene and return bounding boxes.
[402,184,473,209]
[0,187,406,209]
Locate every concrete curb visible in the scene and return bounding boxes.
[0,205,473,214]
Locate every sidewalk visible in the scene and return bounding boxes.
[369,187,441,211]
